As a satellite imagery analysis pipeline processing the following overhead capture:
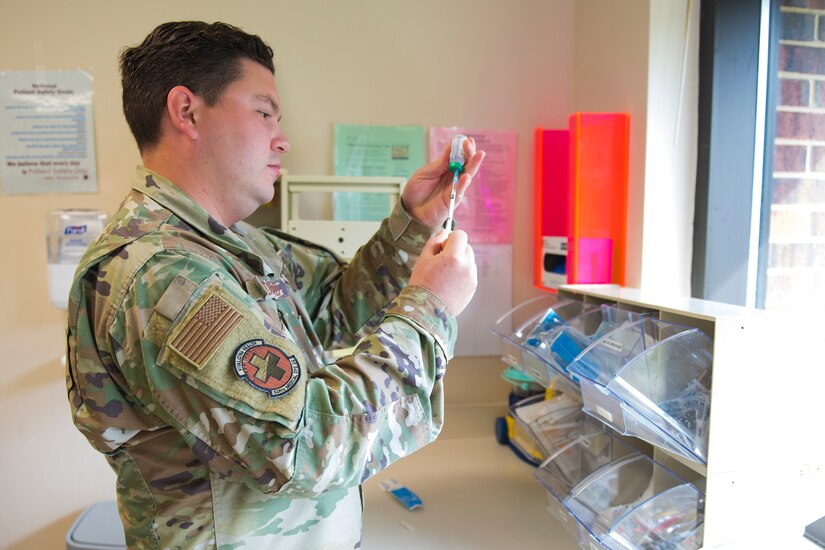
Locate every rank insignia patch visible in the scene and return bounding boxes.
[258,277,288,300]
[233,340,301,397]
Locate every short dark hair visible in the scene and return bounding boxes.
[119,21,275,153]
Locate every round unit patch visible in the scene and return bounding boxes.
[233,339,301,398]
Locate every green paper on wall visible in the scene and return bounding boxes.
[333,124,424,221]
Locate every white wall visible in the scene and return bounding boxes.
[0,1,580,547]
[642,0,700,295]
[571,0,699,296]
[573,0,650,289]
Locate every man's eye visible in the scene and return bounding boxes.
[258,111,271,119]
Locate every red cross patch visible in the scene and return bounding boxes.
[233,340,300,397]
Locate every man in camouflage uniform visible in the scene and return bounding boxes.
[66,21,484,549]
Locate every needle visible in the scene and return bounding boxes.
[444,170,459,233]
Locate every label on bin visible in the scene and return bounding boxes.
[558,508,568,523]
[602,338,623,353]
[595,405,613,423]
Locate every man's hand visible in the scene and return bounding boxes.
[409,230,477,316]
[402,138,485,227]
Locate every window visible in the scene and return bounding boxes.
[762,0,825,308]
[693,0,825,309]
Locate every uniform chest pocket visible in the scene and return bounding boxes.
[246,276,292,333]
[246,275,325,374]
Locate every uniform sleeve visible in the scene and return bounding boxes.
[266,200,439,349]
[111,247,456,498]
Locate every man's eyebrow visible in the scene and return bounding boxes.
[256,94,280,113]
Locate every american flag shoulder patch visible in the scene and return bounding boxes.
[169,291,243,369]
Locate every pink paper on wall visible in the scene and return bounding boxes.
[571,237,613,283]
[428,127,516,244]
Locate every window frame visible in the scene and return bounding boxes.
[692,0,777,308]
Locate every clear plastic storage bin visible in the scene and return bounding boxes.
[567,318,713,464]
[550,304,647,373]
[493,297,644,395]
[563,452,705,550]
[535,426,630,545]
[491,295,595,393]
[605,483,705,550]
[509,393,583,459]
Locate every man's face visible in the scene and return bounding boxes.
[196,58,289,221]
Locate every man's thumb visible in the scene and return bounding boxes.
[421,230,448,258]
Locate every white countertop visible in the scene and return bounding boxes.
[361,435,579,550]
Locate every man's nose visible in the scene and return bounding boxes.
[273,132,289,154]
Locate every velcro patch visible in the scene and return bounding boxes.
[233,340,300,398]
[155,275,198,321]
[169,292,243,369]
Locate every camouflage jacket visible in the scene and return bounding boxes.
[66,167,456,549]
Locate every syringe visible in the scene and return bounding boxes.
[444,134,468,233]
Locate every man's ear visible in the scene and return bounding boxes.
[166,85,200,141]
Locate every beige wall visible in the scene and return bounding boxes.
[573,0,650,290]
[0,1,664,547]
[572,0,698,296]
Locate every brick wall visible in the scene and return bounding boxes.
[770,0,825,307]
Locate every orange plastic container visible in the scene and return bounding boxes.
[534,113,629,291]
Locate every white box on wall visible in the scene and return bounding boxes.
[542,236,567,290]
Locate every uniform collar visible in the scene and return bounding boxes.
[132,166,276,276]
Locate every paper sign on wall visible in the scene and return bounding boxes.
[429,127,516,244]
[333,124,424,220]
[455,243,513,356]
[430,127,516,355]
[0,70,97,194]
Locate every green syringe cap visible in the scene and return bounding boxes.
[449,162,465,173]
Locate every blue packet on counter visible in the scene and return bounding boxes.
[378,478,423,511]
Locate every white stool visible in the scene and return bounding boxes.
[66,501,126,550]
